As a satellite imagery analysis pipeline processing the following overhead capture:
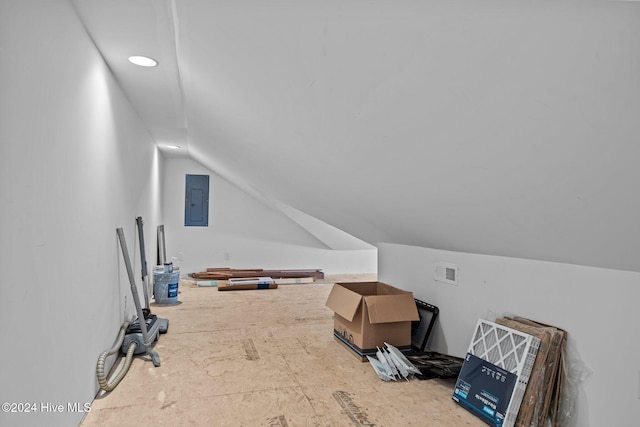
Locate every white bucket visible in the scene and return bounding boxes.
[154,271,180,304]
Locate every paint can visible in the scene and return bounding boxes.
[153,270,179,305]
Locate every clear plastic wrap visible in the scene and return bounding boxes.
[553,336,592,427]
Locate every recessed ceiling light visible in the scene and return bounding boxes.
[167,145,181,149]
[128,55,158,67]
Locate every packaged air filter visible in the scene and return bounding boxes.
[452,319,540,427]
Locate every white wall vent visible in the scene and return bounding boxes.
[434,261,458,285]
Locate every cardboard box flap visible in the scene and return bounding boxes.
[364,294,419,324]
[325,283,363,322]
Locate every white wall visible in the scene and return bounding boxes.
[178,1,640,274]
[162,158,376,276]
[378,243,640,427]
[0,2,163,426]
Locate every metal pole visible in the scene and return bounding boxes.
[135,217,150,311]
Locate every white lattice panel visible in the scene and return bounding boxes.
[469,319,539,376]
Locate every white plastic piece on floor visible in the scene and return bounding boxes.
[384,342,421,375]
[367,355,396,381]
[376,347,397,380]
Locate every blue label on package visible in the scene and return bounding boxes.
[452,353,517,427]
[168,283,178,297]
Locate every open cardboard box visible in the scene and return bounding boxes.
[325,281,419,361]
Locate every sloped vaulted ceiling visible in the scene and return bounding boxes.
[72,0,640,272]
